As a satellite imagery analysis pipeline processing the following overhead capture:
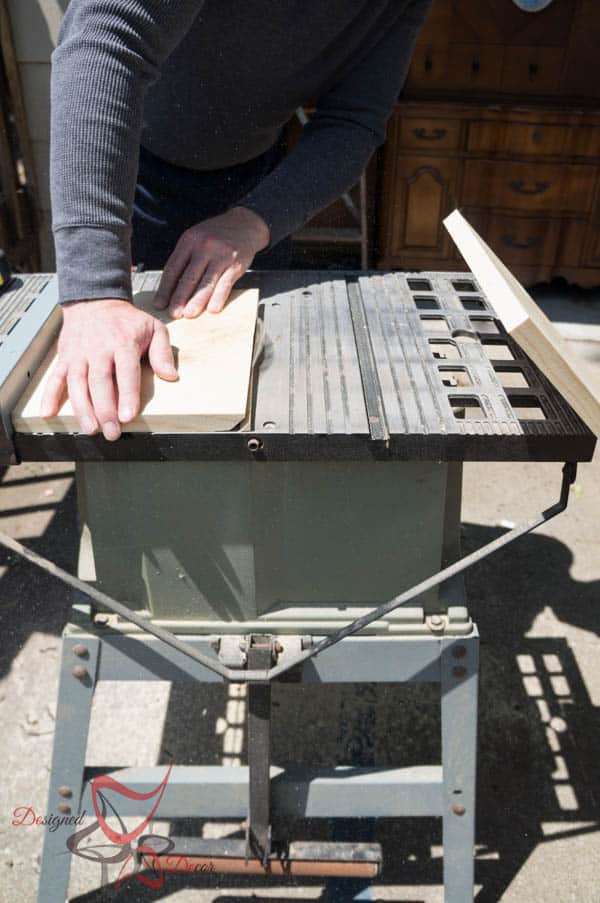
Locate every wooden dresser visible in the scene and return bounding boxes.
[378,0,600,286]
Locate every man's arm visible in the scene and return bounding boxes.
[51,0,203,303]
[45,0,204,439]
[239,0,433,255]
[162,0,432,320]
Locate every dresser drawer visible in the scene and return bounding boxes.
[501,46,564,96]
[567,127,600,159]
[467,121,566,157]
[406,42,503,94]
[468,120,600,159]
[444,43,504,93]
[461,160,596,215]
[399,116,461,151]
[463,211,560,267]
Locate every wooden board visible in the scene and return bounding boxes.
[444,209,600,437]
[13,288,259,434]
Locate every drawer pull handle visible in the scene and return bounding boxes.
[509,179,550,196]
[413,127,448,141]
[532,128,543,145]
[502,234,541,250]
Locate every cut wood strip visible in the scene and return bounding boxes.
[13,288,259,434]
[444,209,600,437]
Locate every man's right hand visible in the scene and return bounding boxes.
[41,298,178,441]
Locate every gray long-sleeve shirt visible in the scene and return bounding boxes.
[51,0,431,303]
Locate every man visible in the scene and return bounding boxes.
[42,0,432,440]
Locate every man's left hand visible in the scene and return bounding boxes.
[153,206,270,318]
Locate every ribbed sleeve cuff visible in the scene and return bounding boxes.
[239,189,296,251]
[53,225,133,304]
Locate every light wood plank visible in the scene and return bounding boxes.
[13,288,259,434]
[444,209,600,436]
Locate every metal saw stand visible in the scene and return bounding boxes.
[27,455,576,903]
[36,597,478,902]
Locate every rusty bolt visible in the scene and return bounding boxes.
[94,613,109,626]
[72,644,89,658]
[452,645,467,659]
[57,786,72,799]
[452,666,467,679]
[57,803,72,815]
[71,665,89,680]
[451,804,466,816]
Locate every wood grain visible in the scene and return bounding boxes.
[444,209,600,437]
[13,288,259,434]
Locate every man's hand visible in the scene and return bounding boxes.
[153,206,270,318]
[41,298,178,441]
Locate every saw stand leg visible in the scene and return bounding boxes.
[36,635,100,903]
[441,635,479,902]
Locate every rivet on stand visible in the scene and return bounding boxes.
[57,786,72,798]
[57,803,72,815]
[72,644,89,658]
[71,665,88,680]
[452,645,467,659]
[451,804,466,816]
[452,666,467,679]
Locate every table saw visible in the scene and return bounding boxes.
[0,267,595,903]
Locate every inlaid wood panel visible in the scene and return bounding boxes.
[388,156,457,259]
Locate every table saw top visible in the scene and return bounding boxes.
[0,270,595,463]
